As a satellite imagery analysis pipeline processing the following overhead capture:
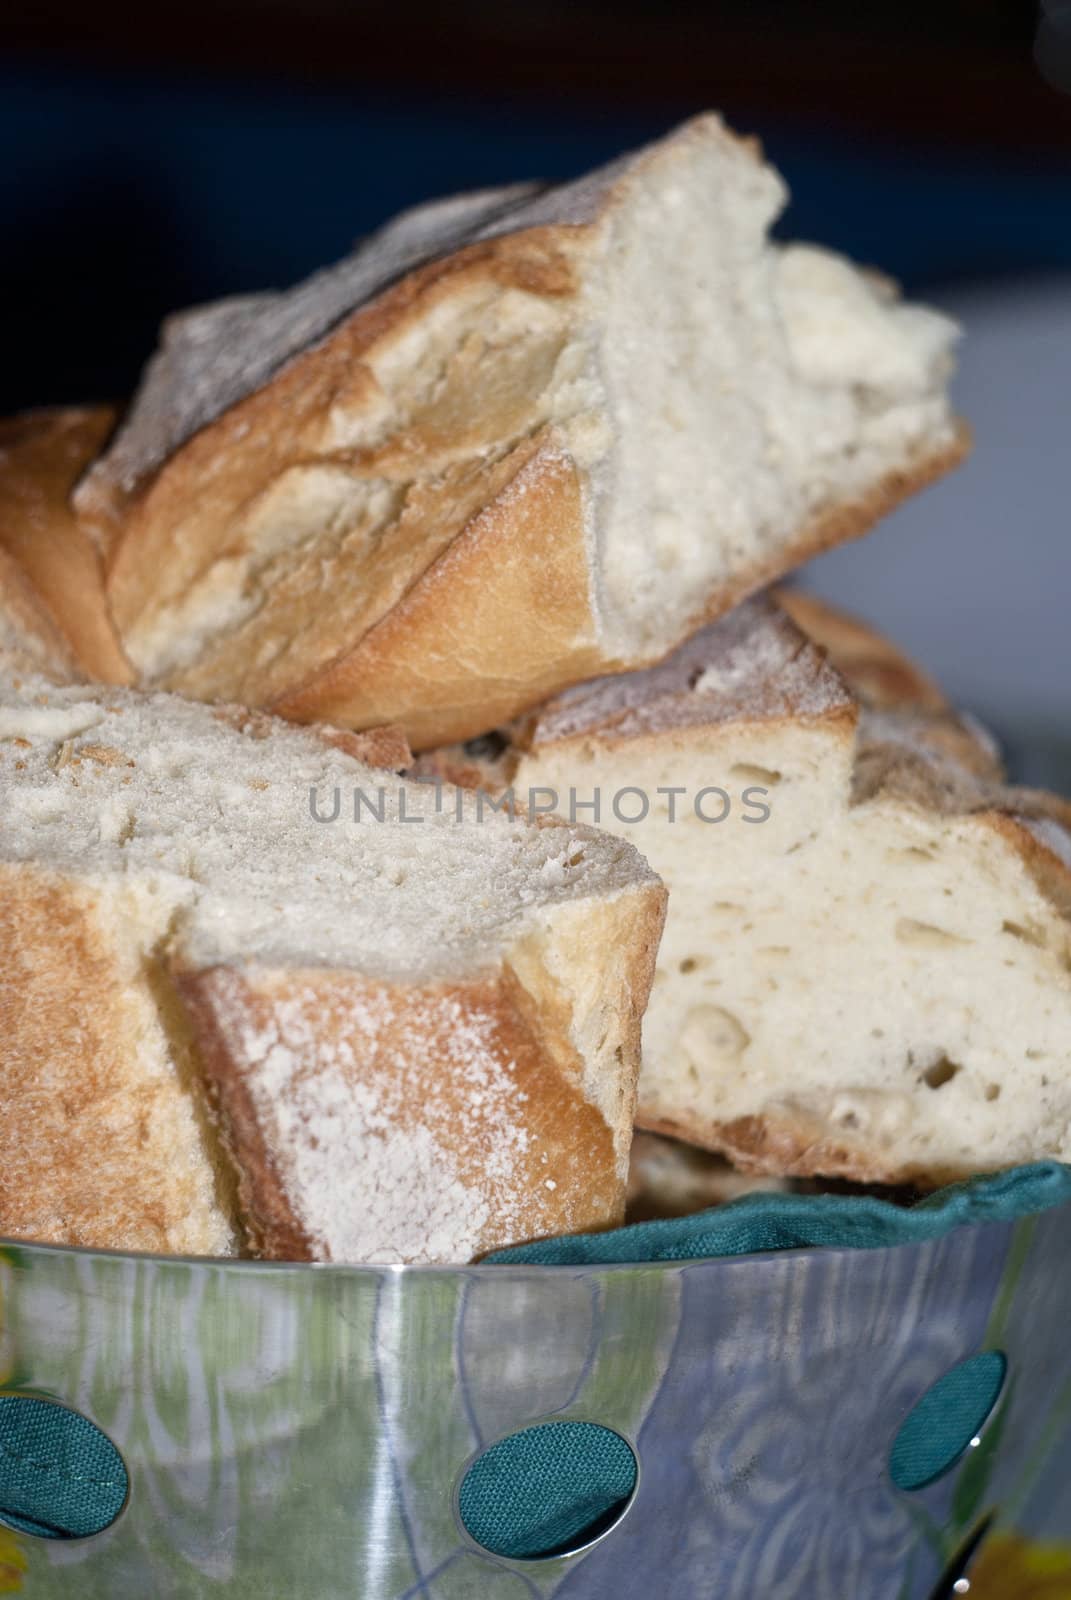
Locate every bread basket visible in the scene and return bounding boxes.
[1,1191,1069,1599]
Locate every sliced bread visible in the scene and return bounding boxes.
[75,115,964,748]
[418,597,1071,1186]
[0,682,664,1260]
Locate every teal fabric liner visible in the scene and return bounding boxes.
[889,1351,1007,1492]
[0,1396,127,1540]
[459,1421,637,1561]
[487,1161,1071,1266]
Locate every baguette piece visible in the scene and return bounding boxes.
[0,408,131,683]
[419,597,1071,1186]
[0,682,663,1261]
[76,114,963,749]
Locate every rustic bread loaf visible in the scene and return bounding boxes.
[75,114,964,749]
[0,408,130,683]
[0,681,664,1260]
[418,596,1071,1186]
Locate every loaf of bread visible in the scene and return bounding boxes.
[0,408,130,684]
[73,114,964,749]
[0,680,664,1261]
[418,596,1071,1186]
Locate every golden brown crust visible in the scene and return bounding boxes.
[278,426,966,749]
[0,544,79,681]
[171,965,315,1260]
[0,408,132,683]
[636,1109,972,1191]
[93,228,583,624]
[274,437,608,748]
[79,113,734,545]
[71,117,966,752]
[0,866,236,1253]
[981,807,1071,922]
[174,963,629,1262]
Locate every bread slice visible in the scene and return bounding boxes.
[0,682,663,1260]
[75,114,964,749]
[418,596,1071,1186]
[0,408,131,684]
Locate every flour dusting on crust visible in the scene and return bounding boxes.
[527,597,853,747]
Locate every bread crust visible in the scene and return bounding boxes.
[0,865,237,1254]
[0,544,79,682]
[174,965,629,1262]
[241,423,968,750]
[91,229,585,634]
[637,1109,973,1190]
[273,435,609,746]
[419,594,1071,1188]
[172,869,666,1264]
[71,116,964,750]
[0,408,131,683]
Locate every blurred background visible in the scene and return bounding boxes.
[1,0,1069,778]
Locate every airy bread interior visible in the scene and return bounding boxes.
[590,177,959,656]
[459,599,1071,1184]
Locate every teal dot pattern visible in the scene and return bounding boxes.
[459,1421,637,1561]
[889,1350,1007,1491]
[0,1396,127,1539]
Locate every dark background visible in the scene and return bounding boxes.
[2,1,1069,770]
[3,0,1071,410]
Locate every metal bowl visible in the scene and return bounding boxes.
[1,1198,1069,1598]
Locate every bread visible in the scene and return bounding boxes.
[0,681,664,1261]
[626,1131,788,1223]
[0,408,131,684]
[74,114,964,750]
[0,546,80,684]
[417,596,1071,1186]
